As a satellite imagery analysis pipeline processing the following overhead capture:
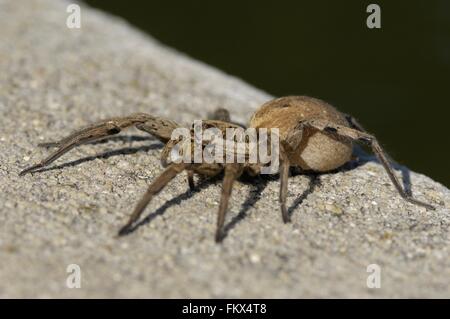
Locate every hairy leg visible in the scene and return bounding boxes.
[118,163,187,235]
[303,118,435,210]
[279,144,291,223]
[344,113,366,132]
[187,170,195,190]
[135,117,179,143]
[215,164,243,242]
[19,113,179,175]
[208,107,247,128]
[208,108,231,122]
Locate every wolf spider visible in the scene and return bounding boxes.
[20,96,434,242]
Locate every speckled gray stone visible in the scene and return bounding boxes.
[0,0,449,298]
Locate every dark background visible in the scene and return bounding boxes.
[85,0,449,186]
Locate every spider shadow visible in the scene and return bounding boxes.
[123,175,222,234]
[218,170,321,241]
[120,172,271,240]
[32,135,162,174]
[219,175,270,241]
[347,145,413,196]
[287,172,322,218]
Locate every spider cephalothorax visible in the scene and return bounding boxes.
[20,96,435,242]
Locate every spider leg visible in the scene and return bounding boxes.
[135,117,179,143]
[187,170,195,190]
[118,163,187,235]
[37,141,60,148]
[208,108,231,122]
[343,113,366,132]
[19,113,180,176]
[281,125,312,223]
[305,119,435,210]
[344,114,395,162]
[208,108,247,128]
[215,163,243,242]
[279,144,291,223]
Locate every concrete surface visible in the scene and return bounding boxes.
[0,0,449,298]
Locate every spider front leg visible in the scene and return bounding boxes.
[306,119,435,210]
[19,113,179,176]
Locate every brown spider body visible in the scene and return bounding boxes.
[250,96,352,172]
[160,119,247,176]
[19,95,435,243]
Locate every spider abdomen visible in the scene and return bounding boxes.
[249,95,353,172]
[291,129,352,172]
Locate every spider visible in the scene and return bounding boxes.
[19,96,434,242]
